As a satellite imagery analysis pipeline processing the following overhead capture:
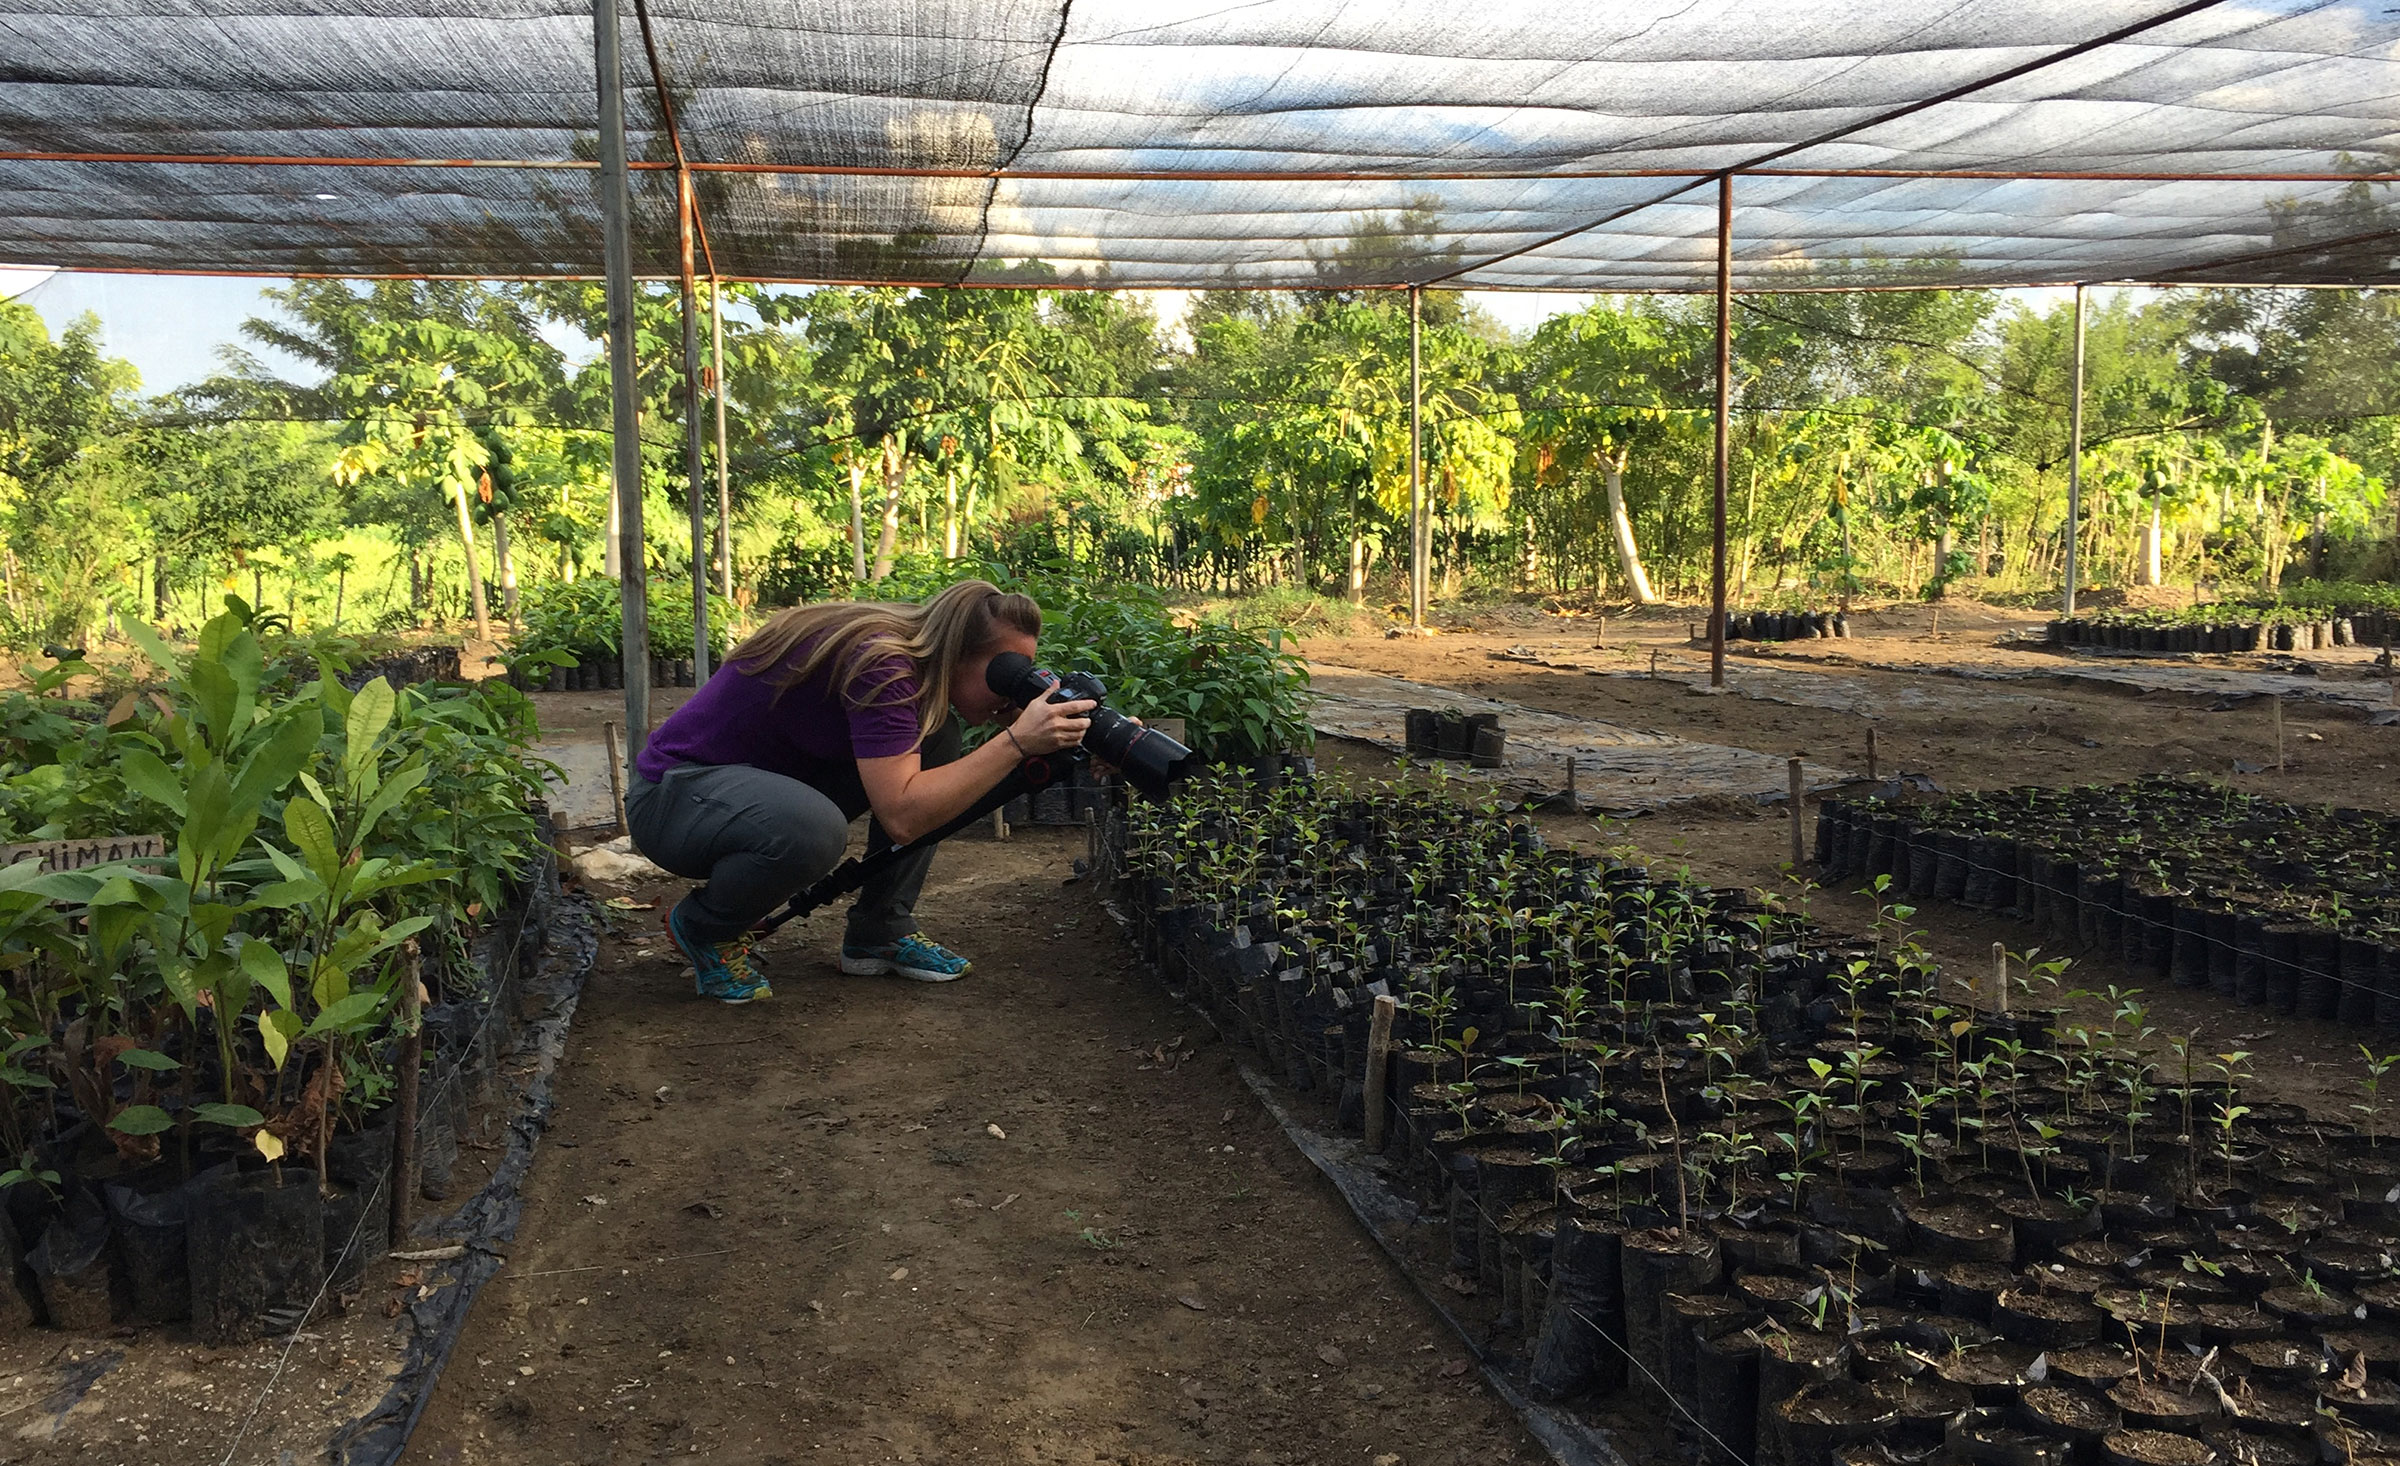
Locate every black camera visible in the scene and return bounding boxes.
[985,651,1194,799]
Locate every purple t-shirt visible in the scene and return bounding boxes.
[635,638,923,806]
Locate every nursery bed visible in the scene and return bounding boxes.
[0,839,597,1466]
[1110,763,2400,1466]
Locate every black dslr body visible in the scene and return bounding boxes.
[985,651,1194,798]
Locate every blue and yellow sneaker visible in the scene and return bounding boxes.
[839,933,971,983]
[666,903,771,1004]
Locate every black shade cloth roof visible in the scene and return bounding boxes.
[3,0,2397,289]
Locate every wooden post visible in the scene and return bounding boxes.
[1596,614,1606,648]
[1787,757,1805,866]
[602,720,628,837]
[1866,726,1878,781]
[2274,696,2285,772]
[391,939,423,1245]
[1650,649,1660,679]
[1993,942,2009,1014]
[992,807,1009,841]
[1363,994,1399,1153]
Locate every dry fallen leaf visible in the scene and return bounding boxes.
[890,1267,909,1282]
[985,1123,1007,1140]
[1177,1294,1208,1311]
[992,1193,1020,1211]
[603,896,655,912]
[1316,1344,1348,1368]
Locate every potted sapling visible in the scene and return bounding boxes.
[2356,1046,2400,1148]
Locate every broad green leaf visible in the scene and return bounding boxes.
[239,936,293,1010]
[345,677,397,783]
[120,747,188,818]
[317,672,354,721]
[307,989,387,1037]
[192,1103,264,1130]
[284,797,341,883]
[258,843,309,884]
[296,769,332,812]
[355,760,429,842]
[244,877,325,911]
[186,657,238,754]
[121,618,180,680]
[115,1049,179,1073]
[177,757,233,884]
[108,1105,174,1136]
[232,705,323,813]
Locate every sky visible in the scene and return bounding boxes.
[0,267,2094,397]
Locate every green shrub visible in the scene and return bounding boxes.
[0,600,550,1173]
[856,558,1315,762]
[511,578,734,669]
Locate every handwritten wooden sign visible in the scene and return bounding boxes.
[0,835,167,873]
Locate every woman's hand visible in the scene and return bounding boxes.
[1005,692,1097,756]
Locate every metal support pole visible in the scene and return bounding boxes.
[1711,174,1733,689]
[595,0,650,757]
[2063,283,2087,617]
[1409,284,1425,630]
[677,174,711,686]
[711,278,732,600]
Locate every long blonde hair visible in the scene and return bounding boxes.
[725,580,1042,747]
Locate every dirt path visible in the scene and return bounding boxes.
[403,827,1539,1466]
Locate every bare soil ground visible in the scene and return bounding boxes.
[1299,596,2400,1118]
[402,827,1538,1466]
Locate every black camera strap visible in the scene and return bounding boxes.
[746,751,1077,937]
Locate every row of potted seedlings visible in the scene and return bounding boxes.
[1815,780,2400,1027]
[1112,772,2400,1466]
[503,655,704,693]
[0,611,555,1342]
[2048,609,2398,656]
[1730,610,1853,642]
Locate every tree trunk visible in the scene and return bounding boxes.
[2140,499,2164,587]
[604,470,623,580]
[152,552,168,620]
[251,564,264,616]
[848,460,868,581]
[1932,526,1955,599]
[1603,453,1657,604]
[409,551,424,615]
[1346,479,1365,603]
[493,511,520,630]
[449,479,492,641]
[943,468,959,561]
[870,436,906,581]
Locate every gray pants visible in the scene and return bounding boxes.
[626,720,959,948]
